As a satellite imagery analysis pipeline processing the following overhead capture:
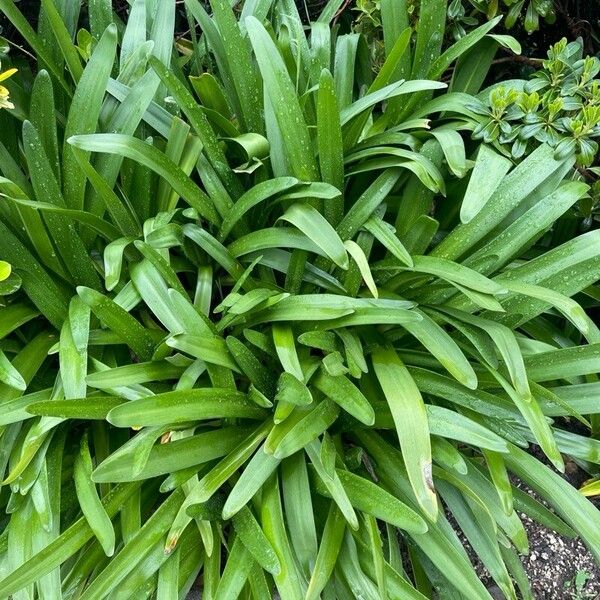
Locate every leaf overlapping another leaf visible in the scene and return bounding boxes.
[0,0,598,598]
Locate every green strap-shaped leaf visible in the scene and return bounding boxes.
[482,449,513,516]
[433,144,570,261]
[333,33,360,110]
[341,80,445,126]
[228,227,324,259]
[460,144,512,223]
[219,177,298,240]
[280,452,319,577]
[0,225,70,328]
[373,23,411,89]
[2,195,121,241]
[63,24,117,210]
[317,69,344,225]
[428,17,502,80]
[149,55,243,204]
[0,0,70,92]
[411,255,507,295]
[130,259,187,334]
[311,467,428,534]
[74,434,115,556]
[270,400,339,459]
[93,427,252,484]
[411,0,446,79]
[59,297,90,400]
[356,431,498,600]
[279,203,349,269]
[208,0,263,134]
[107,388,266,427]
[489,367,562,472]
[501,280,590,337]
[274,372,313,409]
[305,439,358,530]
[195,421,271,503]
[430,129,468,178]
[437,480,515,600]
[22,122,101,289]
[317,0,346,22]
[222,444,280,519]
[213,537,254,600]
[86,361,185,389]
[525,343,600,382]
[27,397,125,420]
[363,213,413,267]
[314,369,375,425]
[372,347,437,520]
[77,286,155,361]
[440,308,530,402]
[246,16,318,181]
[306,503,346,600]
[505,444,600,563]
[260,474,307,599]
[345,240,378,297]
[72,148,141,238]
[464,181,589,279]
[120,0,146,65]
[248,294,416,325]
[40,0,83,82]
[403,310,478,390]
[29,70,60,183]
[336,168,402,240]
[431,437,467,474]
[232,506,281,575]
[0,350,26,391]
[167,334,238,371]
[69,134,219,224]
[427,405,509,453]
[88,0,112,40]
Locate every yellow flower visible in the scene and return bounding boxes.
[0,64,17,110]
[0,260,11,282]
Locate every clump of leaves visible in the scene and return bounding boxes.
[464,0,556,34]
[353,0,387,69]
[447,0,482,40]
[469,38,600,166]
[357,0,553,50]
[0,1,600,599]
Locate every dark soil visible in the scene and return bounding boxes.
[515,512,600,599]
[516,450,600,599]
[462,485,600,600]
[455,448,600,600]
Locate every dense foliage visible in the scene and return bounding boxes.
[355,0,556,47]
[0,0,599,599]
[469,38,600,165]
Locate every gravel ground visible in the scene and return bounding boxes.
[459,452,600,600]
[517,513,600,599]
[462,502,600,600]
[518,453,600,599]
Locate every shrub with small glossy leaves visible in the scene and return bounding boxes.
[469,38,600,166]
